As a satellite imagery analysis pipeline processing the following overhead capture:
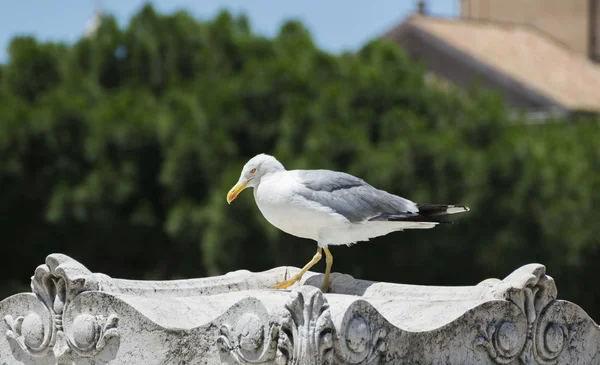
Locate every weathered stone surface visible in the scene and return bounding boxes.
[1,254,599,364]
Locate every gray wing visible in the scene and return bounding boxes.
[293,170,418,223]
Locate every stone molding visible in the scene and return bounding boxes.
[0,254,599,364]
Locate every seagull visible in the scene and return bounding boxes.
[226,154,469,292]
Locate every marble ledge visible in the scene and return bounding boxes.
[0,253,599,365]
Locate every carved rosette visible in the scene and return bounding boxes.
[475,318,527,364]
[480,264,571,364]
[3,254,119,361]
[334,301,389,365]
[217,310,279,364]
[4,307,53,357]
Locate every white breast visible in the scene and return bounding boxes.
[253,172,348,242]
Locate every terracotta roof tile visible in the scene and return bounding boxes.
[403,15,600,112]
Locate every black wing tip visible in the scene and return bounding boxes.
[371,213,456,224]
[416,203,470,216]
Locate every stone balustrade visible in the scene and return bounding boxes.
[1,254,599,364]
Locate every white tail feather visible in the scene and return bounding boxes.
[446,205,470,214]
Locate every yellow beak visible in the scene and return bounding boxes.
[226,180,249,204]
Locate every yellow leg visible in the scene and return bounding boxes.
[321,247,333,292]
[272,247,323,289]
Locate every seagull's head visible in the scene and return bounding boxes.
[227,154,285,204]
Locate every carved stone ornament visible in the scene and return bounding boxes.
[217,310,279,364]
[476,264,579,365]
[216,287,335,365]
[276,287,334,365]
[333,300,389,365]
[2,254,119,363]
[1,254,599,365]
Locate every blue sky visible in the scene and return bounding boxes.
[0,0,458,63]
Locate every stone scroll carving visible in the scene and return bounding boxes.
[216,286,391,365]
[475,318,528,363]
[3,254,119,363]
[217,301,280,364]
[333,300,389,365]
[1,254,599,365]
[477,264,577,364]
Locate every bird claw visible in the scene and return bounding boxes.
[272,278,300,289]
[273,274,330,292]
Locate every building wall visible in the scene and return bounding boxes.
[592,0,600,61]
[460,0,590,56]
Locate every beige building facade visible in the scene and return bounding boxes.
[461,0,599,61]
[385,1,600,119]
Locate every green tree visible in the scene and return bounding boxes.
[1,4,599,320]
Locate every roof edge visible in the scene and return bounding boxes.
[384,15,568,110]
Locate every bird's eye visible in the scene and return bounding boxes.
[250,168,257,174]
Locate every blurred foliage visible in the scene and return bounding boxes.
[1,5,600,319]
